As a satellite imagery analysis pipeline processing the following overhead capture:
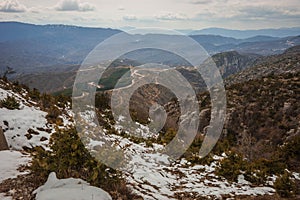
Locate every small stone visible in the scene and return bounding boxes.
[40,137,48,141]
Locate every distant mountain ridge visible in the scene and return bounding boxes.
[0,22,121,74]
[190,27,300,39]
[0,21,299,83]
[0,21,121,42]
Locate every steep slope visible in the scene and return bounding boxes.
[226,45,300,85]
[0,78,75,199]
[0,78,72,150]
[210,51,260,78]
[0,78,138,200]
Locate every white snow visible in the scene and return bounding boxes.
[292,172,300,180]
[0,150,31,199]
[0,87,55,150]
[0,106,51,150]
[34,172,112,200]
[0,150,30,182]
[0,193,12,200]
[237,174,250,185]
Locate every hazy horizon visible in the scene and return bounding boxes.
[1,20,300,32]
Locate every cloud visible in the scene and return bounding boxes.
[193,4,300,25]
[190,0,228,4]
[0,0,27,13]
[123,15,138,21]
[156,13,189,21]
[190,0,211,4]
[237,6,300,20]
[118,6,125,11]
[56,0,95,12]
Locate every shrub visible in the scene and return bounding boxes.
[241,158,286,186]
[280,135,300,172]
[28,88,40,101]
[45,106,62,123]
[157,128,177,144]
[0,96,20,110]
[274,171,296,198]
[215,151,246,182]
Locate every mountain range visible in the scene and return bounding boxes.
[189,27,300,39]
[0,22,299,82]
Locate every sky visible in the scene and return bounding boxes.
[0,0,299,30]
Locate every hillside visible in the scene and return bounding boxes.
[1,67,299,199]
[226,45,300,85]
[0,47,299,199]
[0,78,138,200]
[93,45,300,199]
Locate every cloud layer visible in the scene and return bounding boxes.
[156,13,189,21]
[0,0,26,13]
[0,0,299,30]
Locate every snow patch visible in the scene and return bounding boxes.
[34,172,112,200]
[0,106,51,150]
[0,150,30,182]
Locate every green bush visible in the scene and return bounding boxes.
[274,171,296,198]
[28,88,40,101]
[215,151,246,182]
[244,169,267,186]
[280,135,300,172]
[157,128,177,144]
[0,96,20,110]
[243,158,286,185]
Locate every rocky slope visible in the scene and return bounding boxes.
[226,45,300,86]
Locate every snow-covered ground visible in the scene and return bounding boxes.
[78,111,277,200]
[122,141,275,199]
[0,106,51,150]
[0,87,54,150]
[0,150,30,183]
[0,81,75,199]
[0,85,73,150]
[0,80,296,200]
[0,150,31,200]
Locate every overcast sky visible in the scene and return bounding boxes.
[0,0,299,30]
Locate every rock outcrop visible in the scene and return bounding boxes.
[0,127,9,151]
